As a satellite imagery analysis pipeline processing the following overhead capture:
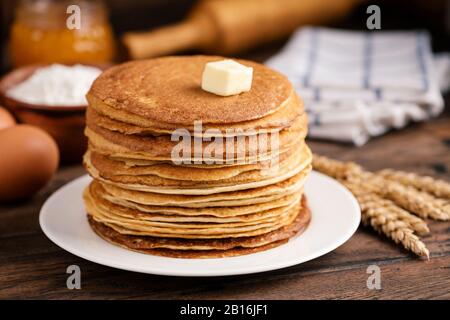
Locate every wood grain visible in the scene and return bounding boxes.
[1,110,449,299]
[0,55,449,300]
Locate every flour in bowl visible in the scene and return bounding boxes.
[7,64,102,106]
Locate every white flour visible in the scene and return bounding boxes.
[7,64,101,106]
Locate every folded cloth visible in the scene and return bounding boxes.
[266,27,450,146]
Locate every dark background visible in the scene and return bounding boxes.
[1,0,449,300]
[1,0,450,73]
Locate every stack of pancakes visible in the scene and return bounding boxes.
[83,56,312,258]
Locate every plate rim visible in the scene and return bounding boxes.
[39,171,361,277]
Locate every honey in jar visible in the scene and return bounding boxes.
[9,0,116,67]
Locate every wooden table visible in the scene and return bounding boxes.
[1,52,449,299]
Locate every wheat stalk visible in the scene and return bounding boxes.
[311,154,450,258]
[312,154,362,179]
[371,220,430,259]
[361,175,449,221]
[343,179,428,234]
[379,169,450,199]
[343,180,429,258]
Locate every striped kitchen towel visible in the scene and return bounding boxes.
[266,27,449,146]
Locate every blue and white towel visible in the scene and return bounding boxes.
[266,27,450,146]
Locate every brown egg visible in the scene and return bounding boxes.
[0,124,59,202]
[0,107,16,130]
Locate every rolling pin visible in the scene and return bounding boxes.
[123,0,359,59]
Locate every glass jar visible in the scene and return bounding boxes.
[9,0,116,67]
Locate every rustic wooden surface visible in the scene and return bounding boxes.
[1,49,449,299]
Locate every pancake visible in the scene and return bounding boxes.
[87,197,311,258]
[87,195,300,238]
[87,91,304,137]
[103,144,302,169]
[92,181,304,218]
[86,184,300,228]
[87,55,293,127]
[83,56,313,258]
[99,167,309,208]
[85,141,302,182]
[85,111,307,163]
[85,146,311,195]
[84,143,310,191]
[87,181,303,222]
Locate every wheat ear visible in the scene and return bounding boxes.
[379,169,450,199]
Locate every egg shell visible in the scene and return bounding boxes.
[0,124,59,202]
[0,107,16,130]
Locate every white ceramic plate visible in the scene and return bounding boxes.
[39,171,360,277]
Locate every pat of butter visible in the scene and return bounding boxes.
[201,59,253,96]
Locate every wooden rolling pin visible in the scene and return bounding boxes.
[123,0,359,59]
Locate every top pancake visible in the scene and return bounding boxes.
[87,55,293,126]
[87,91,303,136]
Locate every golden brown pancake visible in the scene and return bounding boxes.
[86,190,301,238]
[87,91,304,137]
[83,56,313,258]
[84,143,310,192]
[88,201,299,238]
[85,141,301,182]
[87,197,310,258]
[85,110,308,162]
[86,181,302,223]
[87,55,293,126]
[91,180,304,218]
[85,146,311,196]
[99,168,309,208]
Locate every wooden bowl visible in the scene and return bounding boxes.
[0,64,109,164]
